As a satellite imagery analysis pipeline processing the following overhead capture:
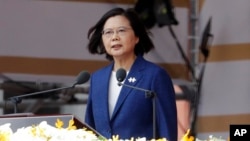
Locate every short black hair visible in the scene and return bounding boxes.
[87,7,154,61]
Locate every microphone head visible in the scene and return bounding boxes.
[75,71,90,85]
[116,68,127,82]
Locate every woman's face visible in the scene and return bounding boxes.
[102,15,139,59]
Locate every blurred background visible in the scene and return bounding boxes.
[0,0,249,140]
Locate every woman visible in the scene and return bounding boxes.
[85,7,177,141]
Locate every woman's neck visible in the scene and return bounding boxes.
[113,54,136,71]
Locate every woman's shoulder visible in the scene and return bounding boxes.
[140,57,166,72]
[139,58,172,79]
[92,63,113,75]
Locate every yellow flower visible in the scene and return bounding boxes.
[112,135,120,141]
[181,129,195,141]
[67,119,77,130]
[0,132,11,141]
[55,118,64,129]
[0,124,12,141]
[31,126,37,136]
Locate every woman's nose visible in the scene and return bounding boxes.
[111,31,120,40]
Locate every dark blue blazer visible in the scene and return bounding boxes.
[85,56,177,141]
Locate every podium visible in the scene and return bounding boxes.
[0,113,102,137]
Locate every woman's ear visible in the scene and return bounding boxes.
[135,37,139,44]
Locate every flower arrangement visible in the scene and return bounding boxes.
[0,119,99,141]
[0,119,228,141]
[181,130,228,141]
[0,119,167,141]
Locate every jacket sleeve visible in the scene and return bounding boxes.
[152,68,178,141]
[84,78,95,129]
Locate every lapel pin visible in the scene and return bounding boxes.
[128,77,136,83]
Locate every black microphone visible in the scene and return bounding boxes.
[73,71,91,86]
[115,68,157,138]
[7,71,90,113]
[116,68,126,86]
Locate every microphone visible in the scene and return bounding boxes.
[115,68,157,138]
[116,68,127,84]
[7,71,90,113]
[73,71,91,86]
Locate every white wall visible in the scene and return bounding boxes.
[0,0,187,63]
[197,0,250,139]
[0,0,188,83]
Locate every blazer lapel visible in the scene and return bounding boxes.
[111,56,146,120]
[96,64,113,122]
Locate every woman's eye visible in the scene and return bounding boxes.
[118,29,126,33]
[105,30,113,35]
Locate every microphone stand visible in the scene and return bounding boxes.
[8,85,76,113]
[167,25,197,81]
[189,57,207,138]
[118,82,157,139]
[167,23,199,138]
[189,34,213,138]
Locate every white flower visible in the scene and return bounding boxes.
[0,123,13,140]
[0,121,227,141]
[0,123,13,134]
[1,120,98,141]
